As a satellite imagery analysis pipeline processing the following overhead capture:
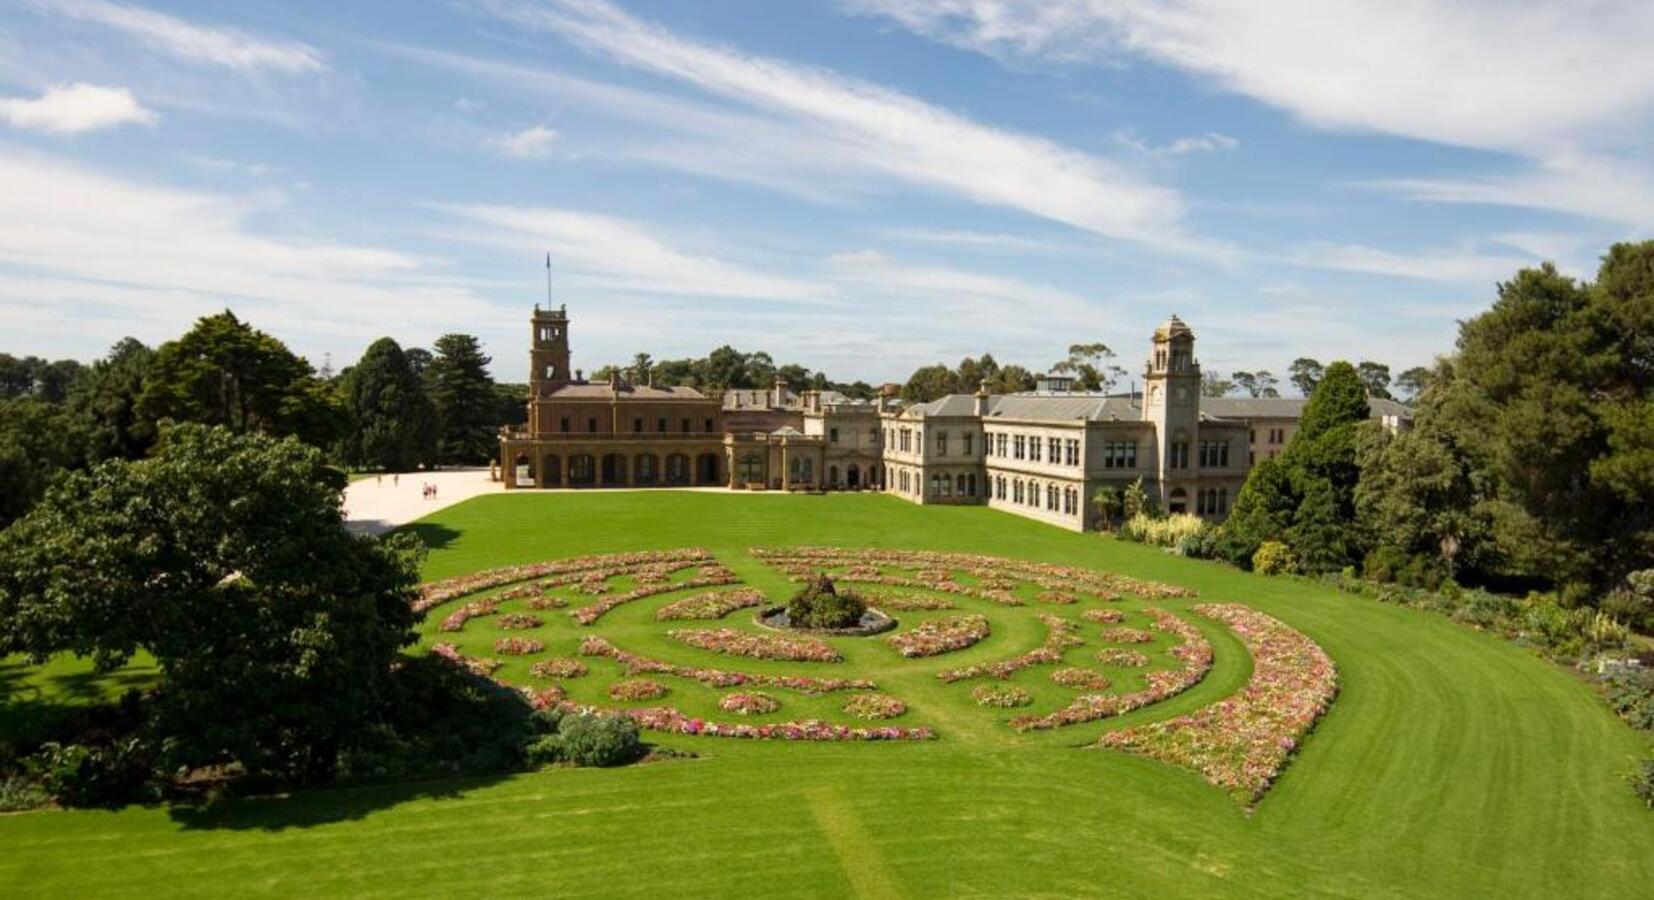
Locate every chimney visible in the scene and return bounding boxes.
[773,374,787,408]
[974,380,990,416]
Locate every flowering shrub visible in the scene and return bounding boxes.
[938,614,1081,682]
[888,615,990,658]
[843,693,906,720]
[558,704,934,741]
[1099,604,1338,805]
[1095,648,1150,667]
[1083,609,1125,624]
[1011,608,1213,731]
[972,684,1032,707]
[572,571,742,625]
[1051,667,1110,690]
[1119,512,1207,548]
[497,613,544,630]
[530,658,589,679]
[667,628,841,662]
[656,588,767,620]
[1252,541,1297,576]
[1098,626,1154,644]
[608,679,669,701]
[580,637,872,692]
[719,692,782,715]
[494,637,545,656]
[416,549,719,613]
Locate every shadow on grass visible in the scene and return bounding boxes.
[399,521,463,553]
[0,657,156,746]
[167,770,518,832]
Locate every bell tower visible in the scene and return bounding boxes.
[1142,314,1200,512]
[530,303,571,393]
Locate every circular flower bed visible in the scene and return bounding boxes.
[888,615,990,658]
[1098,626,1154,644]
[1037,590,1078,605]
[1095,648,1150,667]
[843,693,906,720]
[609,679,669,701]
[669,628,841,662]
[530,657,589,679]
[758,575,896,635]
[719,691,782,716]
[497,613,544,630]
[1050,667,1110,690]
[494,637,545,656]
[972,684,1032,707]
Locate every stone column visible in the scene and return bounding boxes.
[780,443,790,491]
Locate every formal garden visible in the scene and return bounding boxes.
[3,490,1648,898]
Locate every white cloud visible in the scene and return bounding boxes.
[1166,132,1236,155]
[878,227,1073,253]
[1284,242,1541,285]
[472,0,1210,253]
[430,202,830,302]
[0,82,156,134]
[34,0,324,74]
[824,248,1099,327]
[0,150,501,351]
[848,0,1654,226]
[488,124,559,158]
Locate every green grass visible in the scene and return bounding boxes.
[2,491,1650,898]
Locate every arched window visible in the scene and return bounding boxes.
[696,453,720,484]
[847,464,861,488]
[737,453,763,484]
[635,453,659,485]
[601,453,626,485]
[967,473,977,497]
[666,453,690,485]
[955,473,966,495]
[829,465,840,486]
[568,454,596,486]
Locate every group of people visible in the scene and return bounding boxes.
[370,472,438,499]
[422,483,439,500]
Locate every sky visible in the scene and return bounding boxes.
[1,0,1651,385]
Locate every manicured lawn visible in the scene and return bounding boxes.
[1,491,1650,898]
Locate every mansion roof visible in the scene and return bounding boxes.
[897,391,1414,425]
[545,383,711,401]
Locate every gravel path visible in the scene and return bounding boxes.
[342,468,500,535]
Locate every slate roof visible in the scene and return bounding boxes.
[546,383,710,401]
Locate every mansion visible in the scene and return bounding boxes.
[499,305,1411,532]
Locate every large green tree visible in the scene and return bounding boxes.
[0,396,87,528]
[138,311,344,448]
[425,334,498,465]
[67,337,157,462]
[341,338,437,472]
[0,423,424,782]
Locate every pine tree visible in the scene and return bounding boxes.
[426,334,497,465]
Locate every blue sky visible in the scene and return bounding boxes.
[2,0,1651,384]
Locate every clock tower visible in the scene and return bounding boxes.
[1142,314,1200,513]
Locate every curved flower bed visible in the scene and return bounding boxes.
[497,613,544,630]
[579,637,872,692]
[530,658,589,679]
[1011,609,1214,732]
[888,615,990,658]
[1099,604,1338,805]
[666,628,841,662]
[431,642,501,677]
[1095,648,1150,668]
[843,693,906,720]
[972,684,1032,707]
[572,570,741,625]
[438,598,499,632]
[1098,626,1154,644]
[752,547,1194,603]
[865,593,955,611]
[525,596,568,610]
[416,549,719,613]
[1083,609,1125,624]
[494,637,545,656]
[719,691,782,715]
[656,588,767,620]
[1051,667,1110,690]
[608,678,669,701]
[1037,590,1078,605]
[937,613,1081,682]
[560,704,935,741]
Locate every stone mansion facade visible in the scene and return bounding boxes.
[499,306,1411,532]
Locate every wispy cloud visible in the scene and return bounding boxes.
[877,227,1075,253]
[0,82,155,133]
[33,0,324,74]
[1283,242,1542,285]
[488,124,558,158]
[1115,129,1237,157]
[430,202,831,302]
[848,0,1654,227]
[470,0,1215,253]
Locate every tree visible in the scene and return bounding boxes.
[628,352,654,384]
[138,311,344,448]
[956,354,998,393]
[0,354,83,401]
[67,338,156,462]
[1231,370,1280,398]
[984,364,1035,394]
[902,364,957,403]
[1216,456,1295,566]
[1053,342,1119,392]
[1395,366,1433,404]
[1357,361,1394,399]
[1092,485,1121,532]
[1355,422,1488,577]
[0,396,86,528]
[426,334,497,465]
[1121,477,1152,520]
[1288,358,1324,396]
[0,423,424,782]
[341,338,437,472]
[1201,371,1235,397]
[776,363,812,392]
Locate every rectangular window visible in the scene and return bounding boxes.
[681,418,690,432]
[1048,437,1061,463]
[634,417,644,433]
[658,417,667,433]
[937,432,948,456]
[588,417,598,433]
[1014,435,1025,459]
[705,418,714,433]
[830,427,839,443]
[560,417,570,433]
[964,433,974,456]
